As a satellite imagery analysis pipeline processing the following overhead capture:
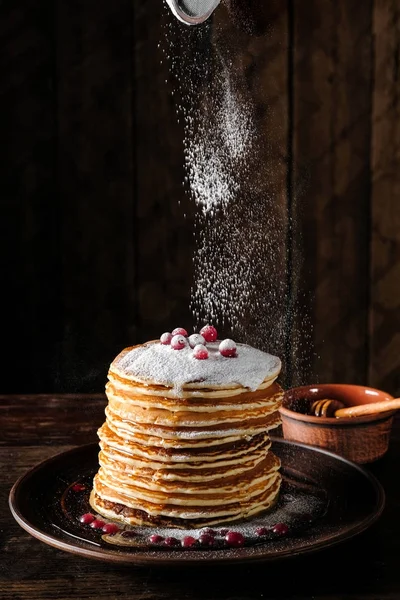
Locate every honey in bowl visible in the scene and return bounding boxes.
[280,384,396,463]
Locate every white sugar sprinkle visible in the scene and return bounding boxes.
[114,341,281,394]
[160,12,314,382]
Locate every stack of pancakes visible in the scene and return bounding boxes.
[90,340,283,528]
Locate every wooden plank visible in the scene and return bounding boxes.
[0,394,105,446]
[370,0,400,395]
[291,0,373,386]
[57,0,135,391]
[0,2,59,393]
[133,1,196,342]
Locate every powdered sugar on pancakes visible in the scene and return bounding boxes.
[111,341,281,395]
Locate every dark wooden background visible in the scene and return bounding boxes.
[2,0,400,396]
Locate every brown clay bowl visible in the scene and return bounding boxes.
[280,384,396,464]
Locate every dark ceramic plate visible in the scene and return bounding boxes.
[9,440,384,566]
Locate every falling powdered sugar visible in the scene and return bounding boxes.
[161,12,313,384]
[185,68,255,215]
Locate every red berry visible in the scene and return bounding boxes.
[219,528,229,536]
[200,325,218,343]
[90,519,105,529]
[102,523,119,535]
[199,533,214,547]
[160,332,172,345]
[255,527,270,536]
[149,534,164,544]
[72,483,86,492]
[172,327,188,337]
[193,344,208,360]
[225,531,245,547]
[79,513,95,524]
[164,536,180,547]
[188,333,205,348]
[171,334,187,350]
[272,523,289,536]
[201,528,216,536]
[182,536,197,548]
[219,339,237,358]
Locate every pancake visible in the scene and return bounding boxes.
[110,341,281,395]
[90,336,283,528]
[98,430,271,475]
[89,476,282,528]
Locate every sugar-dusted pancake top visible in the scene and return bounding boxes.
[110,340,281,392]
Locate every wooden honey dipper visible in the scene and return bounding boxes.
[311,398,400,418]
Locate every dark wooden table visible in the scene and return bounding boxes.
[2,395,400,599]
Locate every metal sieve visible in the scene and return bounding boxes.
[166,0,221,25]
